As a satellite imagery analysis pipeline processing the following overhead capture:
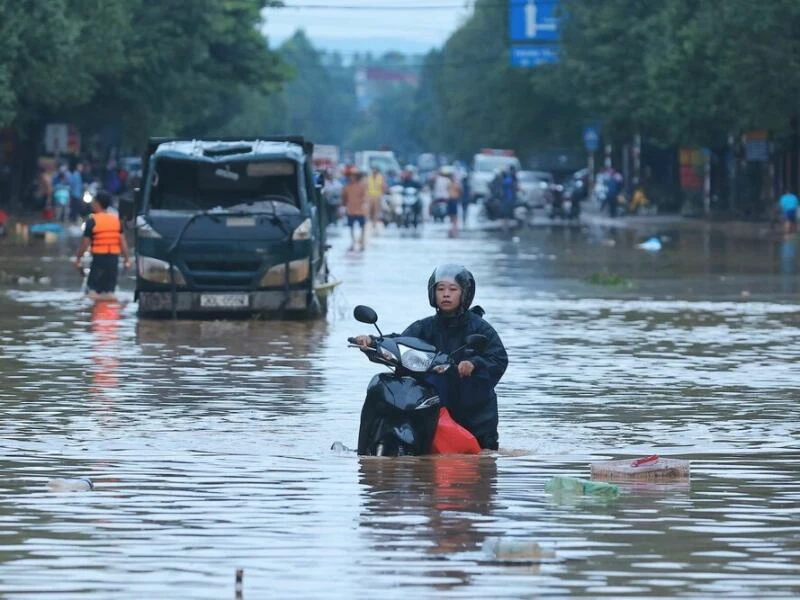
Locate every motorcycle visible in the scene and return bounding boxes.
[381,186,404,227]
[349,305,488,456]
[548,183,581,220]
[401,186,422,228]
[430,198,448,223]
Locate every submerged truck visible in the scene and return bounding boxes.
[119,137,331,319]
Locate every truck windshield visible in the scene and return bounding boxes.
[147,157,302,212]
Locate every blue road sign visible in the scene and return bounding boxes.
[510,0,559,42]
[583,126,599,151]
[510,44,558,68]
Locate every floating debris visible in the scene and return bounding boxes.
[330,441,353,454]
[235,568,243,599]
[637,237,662,252]
[590,455,690,482]
[315,280,342,299]
[584,270,632,287]
[47,477,94,492]
[545,475,620,497]
[481,537,555,565]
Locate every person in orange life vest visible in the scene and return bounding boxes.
[73,191,131,297]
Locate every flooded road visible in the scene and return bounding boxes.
[1,216,799,598]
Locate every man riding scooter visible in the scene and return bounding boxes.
[399,168,422,228]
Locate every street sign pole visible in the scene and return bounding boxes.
[582,125,600,192]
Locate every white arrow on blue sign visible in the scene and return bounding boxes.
[509,0,559,42]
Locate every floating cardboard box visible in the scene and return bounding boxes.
[590,455,690,482]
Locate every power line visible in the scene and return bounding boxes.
[279,3,473,10]
[275,0,559,8]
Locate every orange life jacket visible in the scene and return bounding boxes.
[91,212,122,255]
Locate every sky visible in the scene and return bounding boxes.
[261,0,476,55]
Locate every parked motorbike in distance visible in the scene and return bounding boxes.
[349,305,488,456]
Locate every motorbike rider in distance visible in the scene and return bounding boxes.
[399,167,423,228]
[353,264,508,450]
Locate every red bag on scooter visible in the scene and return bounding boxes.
[432,407,481,454]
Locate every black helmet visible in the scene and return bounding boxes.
[427,264,475,312]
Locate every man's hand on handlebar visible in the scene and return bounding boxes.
[457,360,475,377]
[352,335,375,348]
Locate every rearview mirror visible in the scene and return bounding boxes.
[353,305,378,324]
[465,334,488,353]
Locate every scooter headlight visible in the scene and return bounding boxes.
[398,345,436,373]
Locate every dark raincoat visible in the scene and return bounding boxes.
[402,308,508,449]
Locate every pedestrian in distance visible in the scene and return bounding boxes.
[68,159,84,223]
[35,164,53,213]
[447,168,462,237]
[73,191,131,299]
[365,164,386,235]
[322,168,343,226]
[778,188,798,234]
[488,169,504,220]
[432,166,451,223]
[461,171,471,229]
[601,166,623,218]
[501,167,518,230]
[353,264,508,450]
[341,167,368,252]
[52,168,71,223]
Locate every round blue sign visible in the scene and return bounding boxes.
[583,127,599,151]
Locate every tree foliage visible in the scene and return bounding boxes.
[414,0,800,156]
[0,0,285,145]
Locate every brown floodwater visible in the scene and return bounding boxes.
[0,214,799,598]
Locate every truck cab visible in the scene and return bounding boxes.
[122,137,330,318]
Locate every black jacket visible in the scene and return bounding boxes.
[402,308,508,449]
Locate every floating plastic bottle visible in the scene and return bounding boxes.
[544,475,620,497]
[47,477,94,492]
[482,537,555,564]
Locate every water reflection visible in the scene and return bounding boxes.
[780,235,797,293]
[89,299,123,399]
[358,455,497,590]
[1,219,800,597]
[134,318,330,412]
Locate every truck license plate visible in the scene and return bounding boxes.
[200,294,249,308]
[226,217,255,227]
